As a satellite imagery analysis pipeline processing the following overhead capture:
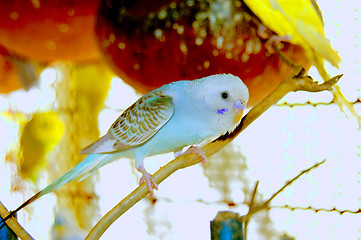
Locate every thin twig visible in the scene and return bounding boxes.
[248,182,259,213]
[0,201,34,240]
[245,159,327,220]
[244,181,259,240]
[271,204,361,215]
[86,72,341,239]
[265,160,326,206]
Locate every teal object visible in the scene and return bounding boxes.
[0,216,17,240]
[210,211,244,240]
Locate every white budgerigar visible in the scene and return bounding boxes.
[1,74,248,225]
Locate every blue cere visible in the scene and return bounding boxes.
[217,108,229,114]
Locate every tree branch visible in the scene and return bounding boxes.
[0,201,34,240]
[244,159,327,221]
[86,71,342,239]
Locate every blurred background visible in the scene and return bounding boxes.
[0,0,360,239]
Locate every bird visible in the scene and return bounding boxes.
[0,73,249,226]
[17,112,64,183]
[242,0,361,123]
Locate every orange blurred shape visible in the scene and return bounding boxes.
[0,0,101,62]
[0,46,22,94]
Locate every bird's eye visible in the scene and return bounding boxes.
[221,92,228,99]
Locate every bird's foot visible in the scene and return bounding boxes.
[183,146,208,166]
[137,166,158,197]
[265,35,292,54]
[256,24,270,39]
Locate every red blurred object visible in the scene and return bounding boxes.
[0,0,101,62]
[0,45,22,94]
[96,0,311,106]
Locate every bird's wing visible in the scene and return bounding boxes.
[80,91,174,154]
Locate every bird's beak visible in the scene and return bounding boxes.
[233,99,246,123]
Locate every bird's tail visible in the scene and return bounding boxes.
[0,154,109,228]
[313,55,361,127]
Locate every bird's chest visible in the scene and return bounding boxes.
[142,103,215,156]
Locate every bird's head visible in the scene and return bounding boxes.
[198,74,249,131]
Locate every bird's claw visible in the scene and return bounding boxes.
[184,146,208,165]
[139,171,158,197]
[266,35,292,54]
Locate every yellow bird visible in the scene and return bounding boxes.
[243,0,341,76]
[243,0,359,122]
[18,112,64,182]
